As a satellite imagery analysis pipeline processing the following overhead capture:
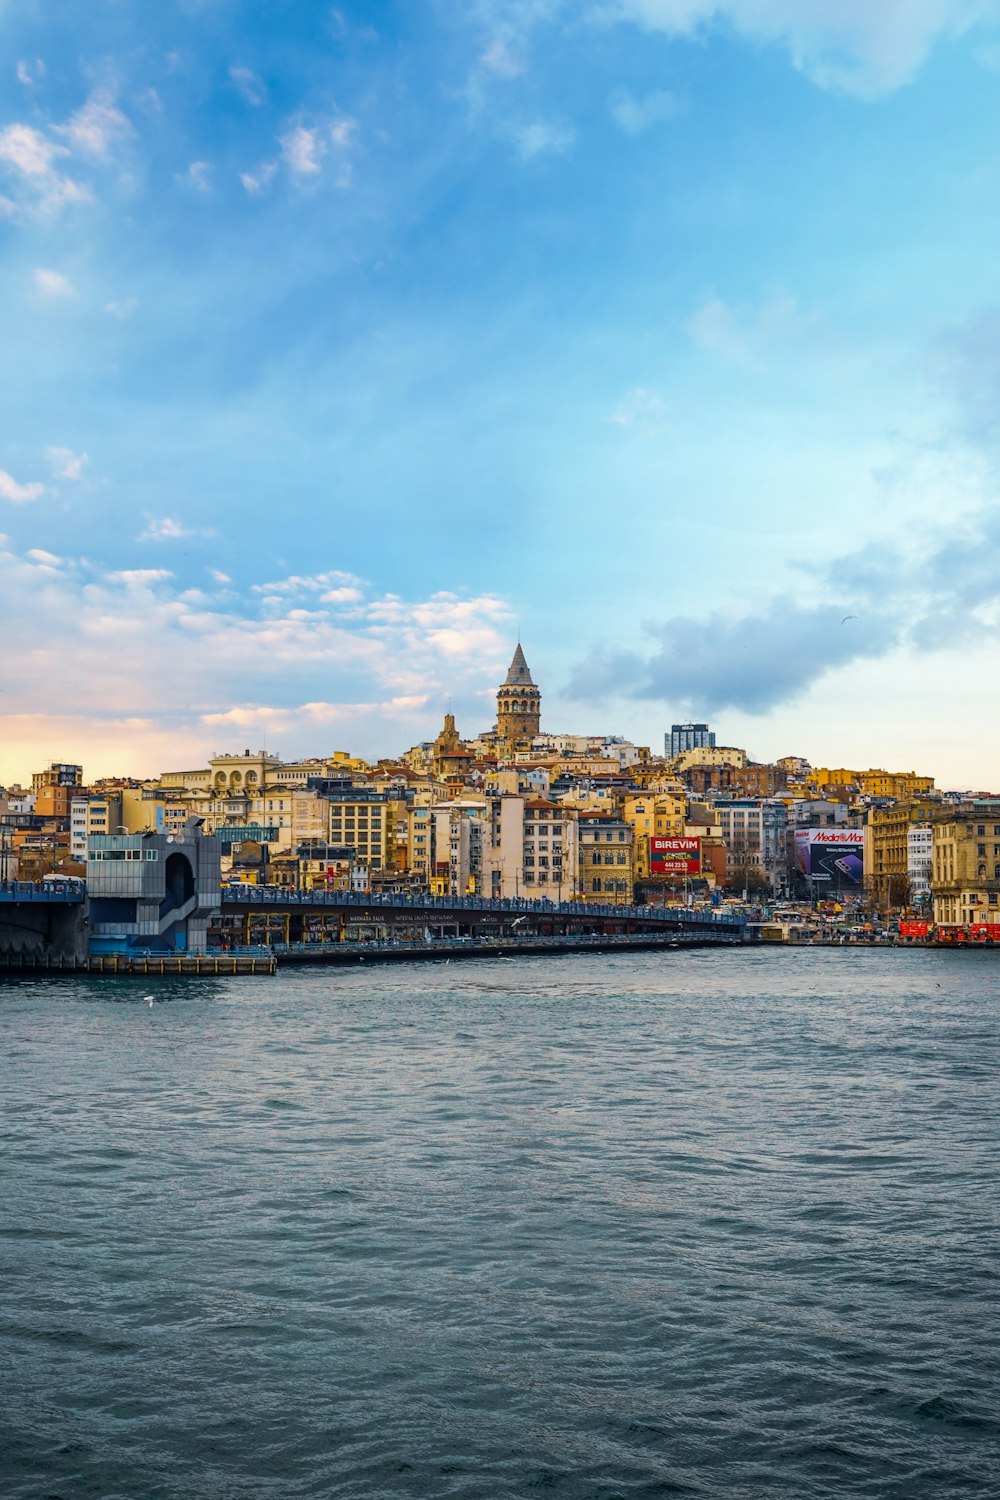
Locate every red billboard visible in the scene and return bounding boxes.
[651,836,701,875]
[898,921,929,939]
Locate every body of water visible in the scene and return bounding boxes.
[1,949,998,1498]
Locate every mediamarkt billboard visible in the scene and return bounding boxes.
[650,836,701,876]
[794,829,864,885]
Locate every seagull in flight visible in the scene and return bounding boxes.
[841,615,858,625]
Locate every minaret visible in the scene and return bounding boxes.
[496,643,541,743]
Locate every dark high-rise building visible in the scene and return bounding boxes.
[666,723,715,758]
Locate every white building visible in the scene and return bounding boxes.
[70,792,122,861]
[908,824,933,902]
[483,796,579,900]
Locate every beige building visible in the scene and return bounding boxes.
[865,800,941,909]
[577,813,633,903]
[327,793,406,874]
[673,745,747,772]
[932,807,1000,928]
[483,796,578,900]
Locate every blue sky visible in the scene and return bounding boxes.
[4,1,1000,786]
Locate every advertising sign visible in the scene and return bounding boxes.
[898,920,929,939]
[651,836,701,875]
[793,829,864,886]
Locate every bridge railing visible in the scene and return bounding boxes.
[220,887,744,928]
[0,879,86,903]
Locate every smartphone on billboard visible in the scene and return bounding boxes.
[833,854,863,883]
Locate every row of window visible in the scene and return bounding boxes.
[588,852,629,865]
[90,849,158,861]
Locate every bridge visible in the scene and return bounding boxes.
[0,881,88,967]
[0,880,747,970]
[214,887,746,960]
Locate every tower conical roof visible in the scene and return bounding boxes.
[503,643,535,687]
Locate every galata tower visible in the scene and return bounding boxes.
[496,643,541,742]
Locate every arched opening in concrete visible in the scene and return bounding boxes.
[164,852,195,912]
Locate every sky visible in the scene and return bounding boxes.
[3,0,1000,788]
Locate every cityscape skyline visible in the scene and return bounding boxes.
[4,5,1000,786]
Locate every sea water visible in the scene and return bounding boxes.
[1,948,997,1498]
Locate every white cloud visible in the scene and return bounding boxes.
[687,291,808,362]
[321,586,364,604]
[185,160,212,192]
[0,469,44,503]
[604,0,1000,96]
[137,516,193,543]
[481,39,525,76]
[47,447,88,481]
[105,296,138,320]
[108,569,174,586]
[609,386,669,427]
[330,117,358,148]
[0,88,130,216]
[34,267,75,299]
[509,118,575,158]
[209,568,232,584]
[252,569,365,596]
[281,125,323,176]
[0,123,60,177]
[230,65,266,105]
[0,543,515,779]
[26,548,62,566]
[58,88,131,158]
[0,123,90,214]
[16,58,45,87]
[240,162,277,195]
[609,87,682,134]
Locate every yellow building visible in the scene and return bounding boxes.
[327,793,406,873]
[623,791,687,878]
[810,767,935,800]
[810,767,860,789]
[857,769,935,800]
[865,799,941,909]
[932,807,1000,928]
[672,745,746,772]
[577,813,634,903]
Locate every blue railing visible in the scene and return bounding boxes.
[219,887,744,928]
[0,880,86,903]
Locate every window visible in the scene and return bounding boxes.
[978,844,986,856]
[978,825,986,836]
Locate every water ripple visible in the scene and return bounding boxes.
[1,949,998,1499]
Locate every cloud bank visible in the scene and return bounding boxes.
[567,504,1000,714]
[0,544,514,779]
